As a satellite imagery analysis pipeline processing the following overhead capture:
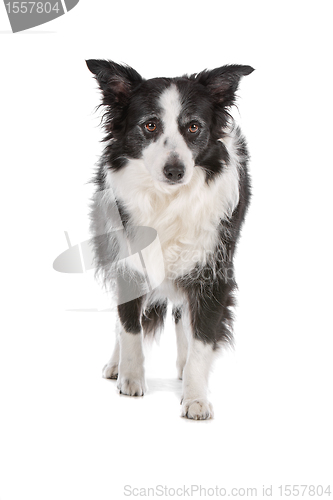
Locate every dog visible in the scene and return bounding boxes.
[86,60,254,419]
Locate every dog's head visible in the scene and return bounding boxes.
[86,60,254,186]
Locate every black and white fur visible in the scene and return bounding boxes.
[86,60,254,419]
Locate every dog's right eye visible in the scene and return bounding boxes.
[145,122,157,132]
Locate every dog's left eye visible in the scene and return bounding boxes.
[145,122,157,132]
[188,123,199,133]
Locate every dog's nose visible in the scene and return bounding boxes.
[163,161,185,183]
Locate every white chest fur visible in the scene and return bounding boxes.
[106,147,240,281]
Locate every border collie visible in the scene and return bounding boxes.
[86,60,254,419]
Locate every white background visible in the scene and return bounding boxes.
[0,1,332,499]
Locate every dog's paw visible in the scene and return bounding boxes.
[102,362,118,379]
[181,399,214,420]
[117,376,146,397]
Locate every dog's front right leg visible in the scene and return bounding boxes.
[116,298,147,397]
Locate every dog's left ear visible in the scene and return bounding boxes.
[196,65,254,108]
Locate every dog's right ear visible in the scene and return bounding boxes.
[86,59,143,105]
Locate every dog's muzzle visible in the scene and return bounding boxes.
[163,158,185,183]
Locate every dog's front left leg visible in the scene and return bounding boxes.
[116,297,147,397]
[102,319,121,379]
[180,273,235,419]
[181,334,215,420]
[179,300,218,420]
